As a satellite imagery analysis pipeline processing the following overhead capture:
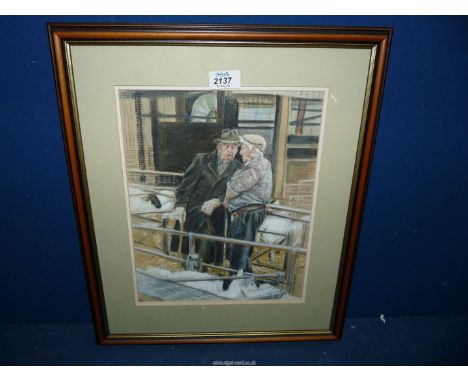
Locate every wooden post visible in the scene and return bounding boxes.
[273,96,289,198]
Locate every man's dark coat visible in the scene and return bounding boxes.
[173,149,241,255]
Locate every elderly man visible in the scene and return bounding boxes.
[223,134,273,279]
[172,129,241,266]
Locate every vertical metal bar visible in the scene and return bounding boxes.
[162,218,168,254]
[188,232,194,255]
[295,99,307,135]
[223,211,229,261]
[271,94,281,176]
[285,232,298,294]
[135,93,146,183]
[177,219,184,258]
[217,90,225,125]
[150,95,161,171]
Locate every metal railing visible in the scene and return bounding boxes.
[265,203,310,215]
[127,168,184,177]
[132,217,306,291]
[132,223,307,254]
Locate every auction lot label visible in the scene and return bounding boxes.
[209,70,241,89]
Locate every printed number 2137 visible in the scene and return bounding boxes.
[213,77,232,85]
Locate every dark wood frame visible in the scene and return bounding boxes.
[48,23,391,344]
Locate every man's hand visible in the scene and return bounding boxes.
[201,198,221,216]
[174,206,186,222]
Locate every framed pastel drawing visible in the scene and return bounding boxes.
[49,23,391,343]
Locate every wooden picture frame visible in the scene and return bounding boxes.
[49,23,391,344]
